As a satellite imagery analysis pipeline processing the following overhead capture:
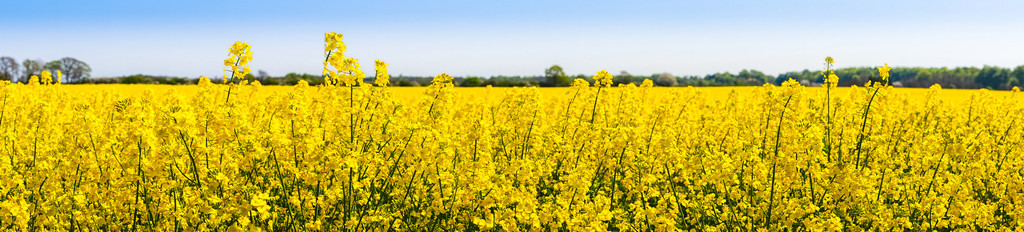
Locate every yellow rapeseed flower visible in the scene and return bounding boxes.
[224,41,253,80]
[572,78,590,88]
[40,70,52,85]
[374,59,390,87]
[878,63,891,85]
[594,69,613,87]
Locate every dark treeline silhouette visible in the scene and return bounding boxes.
[11,64,1024,90]
[375,65,1024,90]
[776,66,1023,90]
[0,56,92,83]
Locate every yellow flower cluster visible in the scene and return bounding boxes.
[595,69,614,88]
[323,32,364,87]
[0,38,1021,232]
[224,41,253,81]
[877,63,891,86]
[41,70,53,85]
[24,70,62,86]
[374,60,390,87]
[821,57,839,88]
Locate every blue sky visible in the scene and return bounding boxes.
[3,0,1023,78]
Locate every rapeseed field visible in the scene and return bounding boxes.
[0,34,1021,231]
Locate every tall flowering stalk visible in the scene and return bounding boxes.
[822,57,838,161]
[591,70,613,123]
[322,32,366,143]
[374,59,390,87]
[223,41,252,103]
[853,63,891,169]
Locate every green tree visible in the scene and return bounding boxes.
[915,69,933,85]
[738,69,769,85]
[43,60,61,75]
[119,74,148,84]
[0,56,18,81]
[460,77,483,87]
[397,79,416,86]
[21,59,42,83]
[655,72,677,86]
[706,72,736,85]
[56,57,92,83]
[1011,65,1024,88]
[975,66,1011,89]
[243,73,257,83]
[544,65,569,87]
[614,70,634,85]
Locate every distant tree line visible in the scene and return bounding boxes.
[775,66,1023,90]
[2,57,1021,90]
[395,65,1023,90]
[46,66,1024,91]
[0,56,92,83]
[536,65,1023,90]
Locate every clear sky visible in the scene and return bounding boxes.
[2,0,1023,78]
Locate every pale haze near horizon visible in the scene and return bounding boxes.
[2,0,1022,79]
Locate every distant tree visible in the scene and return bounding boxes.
[1012,65,1024,88]
[243,73,256,83]
[120,75,148,84]
[775,72,800,85]
[21,59,42,83]
[655,72,678,86]
[397,79,416,86]
[614,70,634,85]
[56,57,92,83]
[706,72,737,85]
[460,77,483,87]
[914,69,933,86]
[0,56,19,81]
[975,66,1011,89]
[262,78,280,85]
[43,60,61,76]
[282,72,323,85]
[737,69,769,85]
[254,70,274,84]
[544,65,569,87]
[282,72,303,85]
[257,70,270,79]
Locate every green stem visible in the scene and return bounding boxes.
[765,95,793,228]
[224,48,245,103]
[590,86,603,123]
[854,87,882,169]
[351,84,355,144]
